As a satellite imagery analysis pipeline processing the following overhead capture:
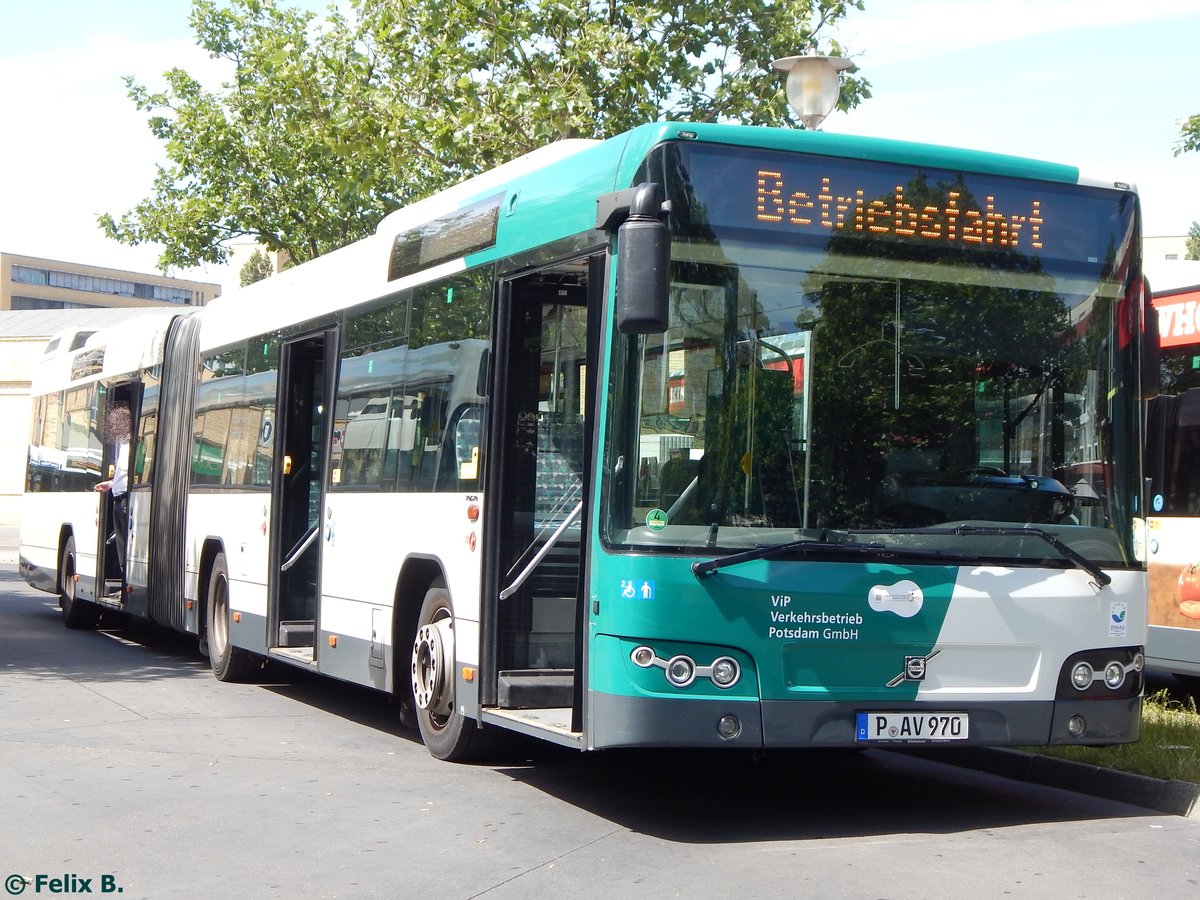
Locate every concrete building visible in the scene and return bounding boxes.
[1143,236,1200,294]
[1144,235,1192,266]
[1,251,220,311]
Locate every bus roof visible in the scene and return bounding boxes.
[30,309,185,393]
[197,121,1110,351]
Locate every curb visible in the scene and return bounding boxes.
[903,746,1200,818]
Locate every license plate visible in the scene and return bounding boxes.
[855,712,969,742]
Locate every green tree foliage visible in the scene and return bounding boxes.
[101,0,405,270]
[1175,113,1200,157]
[100,0,870,271]
[1187,221,1200,261]
[238,248,275,285]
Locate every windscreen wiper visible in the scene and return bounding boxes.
[956,524,1111,586]
[692,534,889,578]
[854,524,1112,587]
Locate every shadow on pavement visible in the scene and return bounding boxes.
[490,741,1158,844]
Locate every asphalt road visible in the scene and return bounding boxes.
[2,561,1200,899]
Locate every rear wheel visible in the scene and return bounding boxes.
[206,552,260,682]
[59,536,100,629]
[411,584,489,760]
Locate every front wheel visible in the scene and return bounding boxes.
[206,552,260,682]
[59,536,99,630]
[411,584,489,761]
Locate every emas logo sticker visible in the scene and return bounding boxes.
[1109,601,1128,638]
[868,580,923,618]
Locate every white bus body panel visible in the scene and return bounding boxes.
[919,567,1146,700]
[19,490,99,588]
[317,492,484,690]
[186,492,273,636]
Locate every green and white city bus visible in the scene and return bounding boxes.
[21,122,1152,759]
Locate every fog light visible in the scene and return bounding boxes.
[1067,715,1086,737]
[1131,652,1145,672]
[1104,661,1126,689]
[710,656,740,688]
[631,646,655,668]
[665,655,696,687]
[1071,662,1094,690]
[717,715,741,740]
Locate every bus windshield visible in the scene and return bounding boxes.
[604,141,1142,569]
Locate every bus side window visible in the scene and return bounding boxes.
[340,393,392,488]
[1179,424,1200,515]
[408,385,451,490]
[438,404,482,488]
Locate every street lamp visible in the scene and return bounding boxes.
[771,54,853,130]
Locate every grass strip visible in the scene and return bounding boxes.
[1027,689,1200,783]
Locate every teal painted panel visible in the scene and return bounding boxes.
[589,551,957,703]
[591,633,760,702]
[648,122,1083,184]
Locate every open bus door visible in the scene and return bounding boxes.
[97,381,140,606]
[481,257,602,740]
[268,328,336,666]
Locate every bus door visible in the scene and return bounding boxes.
[484,258,601,727]
[97,381,140,604]
[269,329,336,663]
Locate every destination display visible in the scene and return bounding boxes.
[756,170,1043,251]
[667,143,1136,272]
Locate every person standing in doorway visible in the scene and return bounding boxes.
[94,405,131,592]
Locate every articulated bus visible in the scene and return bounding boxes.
[1146,282,1200,683]
[21,122,1153,760]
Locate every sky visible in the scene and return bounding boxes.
[1,0,1198,296]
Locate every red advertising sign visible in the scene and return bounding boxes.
[1152,287,1200,349]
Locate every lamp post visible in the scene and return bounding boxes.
[771,54,853,130]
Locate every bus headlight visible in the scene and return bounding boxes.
[1104,661,1126,689]
[717,715,742,740]
[1071,662,1094,690]
[628,645,746,690]
[665,655,696,687]
[1058,648,1143,699]
[631,646,655,668]
[710,656,741,688]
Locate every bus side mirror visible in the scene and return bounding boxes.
[598,183,670,334]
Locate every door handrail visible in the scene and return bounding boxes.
[499,501,583,600]
[281,525,320,572]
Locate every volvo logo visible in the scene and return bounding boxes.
[886,649,941,687]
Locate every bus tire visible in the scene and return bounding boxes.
[206,552,259,682]
[59,536,100,630]
[411,584,489,761]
